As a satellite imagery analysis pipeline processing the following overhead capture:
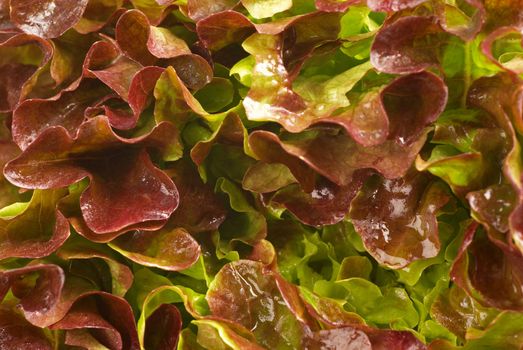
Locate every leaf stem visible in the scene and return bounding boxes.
[53,330,60,350]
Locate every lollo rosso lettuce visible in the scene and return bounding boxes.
[0,0,523,349]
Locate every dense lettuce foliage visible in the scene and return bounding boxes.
[0,0,523,349]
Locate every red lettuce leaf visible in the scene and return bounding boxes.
[1,262,139,349]
[153,65,210,130]
[77,149,177,234]
[192,319,266,350]
[58,181,169,243]
[370,16,442,74]
[298,288,366,327]
[0,131,22,208]
[9,0,89,39]
[79,38,144,105]
[49,31,99,88]
[0,33,53,112]
[363,328,427,350]
[206,260,312,349]
[467,184,517,234]
[198,11,341,66]
[0,189,69,259]
[269,172,370,226]
[467,74,523,252]
[349,171,450,268]
[430,284,498,339]
[0,0,14,30]
[451,222,523,311]
[128,0,174,25]
[295,70,447,147]
[49,293,140,350]
[75,0,124,34]
[248,130,316,191]
[108,227,200,271]
[85,65,165,133]
[244,71,446,209]
[367,0,427,12]
[0,264,65,327]
[483,0,523,29]
[417,109,508,197]
[144,304,182,350]
[128,66,164,119]
[382,72,448,145]
[481,27,523,75]
[196,11,254,51]
[241,32,311,132]
[4,116,179,234]
[115,9,190,66]
[269,12,342,70]
[249,126,428,189]
[207,260,428,349]
[12,79,111,150]
[116,9,159,67]
[167,160,227,233]
[50,297,124,349]
[0,307,52,349]
[315,0,362,12]
[56,239,134,297]
[0,62,35,112]
[434,0,485,41]
[306,326,427,350]
[163,54,214,91]
[187,0,240,21]
[191,112,245,167]
[243,28,447,138]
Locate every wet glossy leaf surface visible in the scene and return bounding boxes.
[0,0,522,349]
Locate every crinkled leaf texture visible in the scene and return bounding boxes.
[0,0,522,349]
[4,116,179,235]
